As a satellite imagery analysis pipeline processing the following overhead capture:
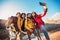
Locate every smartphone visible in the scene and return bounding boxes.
[39,2,45,6]
[39,2,43,5]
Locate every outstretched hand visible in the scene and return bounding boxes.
[39,2,46,6]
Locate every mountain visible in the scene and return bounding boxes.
[45,12,60,24]
[51,12,60,20]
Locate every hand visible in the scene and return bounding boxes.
[39,2,46,6]
[30,29,33,32]
[22,32,27,34]
[21,31,27,34]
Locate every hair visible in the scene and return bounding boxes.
[27,13,32,16]
[32,11,37,17]
[10,16,14,18]
[21,13,26,18]
[8,16,19,31]
[27,13,32,18]
[12,17,17,23]
[7,16,17,31]
[12,17,19,31]
[8,16,14,24]
[16,12,21,16]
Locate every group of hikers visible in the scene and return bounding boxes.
[0,2,50,40]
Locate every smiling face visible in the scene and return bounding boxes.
[16,14,20,17]
[27,13,31,18]
[22,14,25,18]
[32,12,36,17]
[16,12,21,18]
[7,17,13,25]
[21,13,26,18]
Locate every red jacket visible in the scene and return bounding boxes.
[32,8,47,28]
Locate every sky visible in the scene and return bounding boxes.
[0,0,60,20]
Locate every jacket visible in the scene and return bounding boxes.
[32,8,47,28]
[25,18,34,31]
[17,17,22,31]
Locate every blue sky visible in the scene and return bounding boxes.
[0,0,60,20]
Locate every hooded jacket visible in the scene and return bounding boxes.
[32,8,47,28]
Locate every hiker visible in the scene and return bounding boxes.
[31,2,50,40]
[25,13,35,40]
[16,12,22,32]
[20,13,27,34]
[6,16,18,40]
[16,12,23,40]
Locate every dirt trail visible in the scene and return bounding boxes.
[41,31,60,40]
[32,31,60,40]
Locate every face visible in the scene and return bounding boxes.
[32,12,36,17]
[27,14,31,18]
[22,14,25,18]
[8,18,13,24]
[16,14,20,18]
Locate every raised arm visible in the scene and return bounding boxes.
[39,2,48,17]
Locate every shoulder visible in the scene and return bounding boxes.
[35,14,41,17]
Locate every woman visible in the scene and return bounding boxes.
[21,13,27,34]
[16,12,23,40]
[6,16,17,40]
[31,2,50,40]
[16,12,22,32]
[25,13,34,33]
[25,13,35,40]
